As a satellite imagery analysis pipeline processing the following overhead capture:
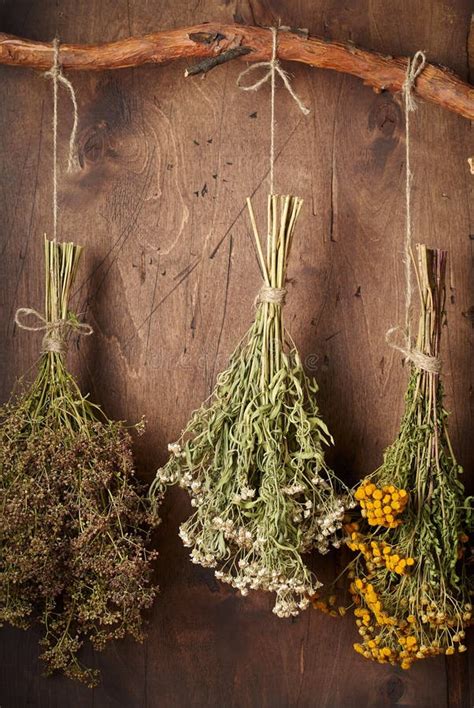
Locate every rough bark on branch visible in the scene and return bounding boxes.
[0,23,472,120]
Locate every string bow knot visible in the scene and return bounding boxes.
[237,27,310,116]
[237,26,310,194]
[403,50,427,113]
[15,307,93,354]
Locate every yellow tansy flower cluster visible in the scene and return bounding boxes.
[312,593,346,617]
[347,530,415,575]
[354,483,408,527]
[345,479,471,668]
[350,579,470,669]
[351,579,396,627]
[353,632,440,670]
[345,475,470,669]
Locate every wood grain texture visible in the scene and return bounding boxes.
[0,24,473,120]
[0,1,472,707]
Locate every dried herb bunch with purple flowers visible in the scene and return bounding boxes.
[0,238,159,686]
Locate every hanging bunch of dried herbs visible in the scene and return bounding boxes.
[346,245,471,668]
[150,194,352,618]
[0,238,159,686]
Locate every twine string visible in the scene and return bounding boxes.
[237,26,310,195]
[402,50,426,341]
[15,308,93,354]
[257,285,287,306]
[385,326,441,374]
[44,37,79,241]
[385,50,440,374]
[14,40,84,354]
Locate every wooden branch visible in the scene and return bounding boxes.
[0,23,472,120]
[184,46,252,77]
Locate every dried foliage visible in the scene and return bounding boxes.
[345,246,471,667]
[0,238,159,686]
[150,195,351,617]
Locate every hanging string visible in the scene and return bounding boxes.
[43,37,79,241]
[402,51,426,341]
[14,41,88,350]
[386,50,440,374]
[15,308,93,354]
[237,26,310,195]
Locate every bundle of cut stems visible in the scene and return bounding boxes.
[0,238,159,686]
[347,244,471,667]
[150,194,351,617]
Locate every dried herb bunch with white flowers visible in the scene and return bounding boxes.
[150,194,351,618]
[347,245,471,668]
[0,238,159,686]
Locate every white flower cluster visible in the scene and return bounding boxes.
[214,560,322,617]
[189,548,217,568]
[282,483,306,495]
[162,465,353,618]
[155,461,208,507]
[149,394,353,620]
[291,499,313,523]
[311,498,347,553]
[168,442,185,457]
[232,487,256,503]
[211,516,253,549]
[154,464,180,487]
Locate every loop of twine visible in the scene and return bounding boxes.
[237,26,310,194]
[15,307,93,354]
[44,37,79,241]
[256,285,287,306]
[386,50,440,373]
[403,51,426,113]
[385,327,441,374]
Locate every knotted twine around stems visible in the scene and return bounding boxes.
[237,26,310,195]
[257,285,287,305]
[44,37,79,241]
[15,308,93,354]
[385,51,440,374]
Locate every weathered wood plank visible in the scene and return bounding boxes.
[0,1,471,707]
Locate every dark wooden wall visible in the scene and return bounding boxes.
[0,1,473,706]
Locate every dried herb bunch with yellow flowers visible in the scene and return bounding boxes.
[0,238,159,686]
[347,244,471,668]
[150,194,351,618]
